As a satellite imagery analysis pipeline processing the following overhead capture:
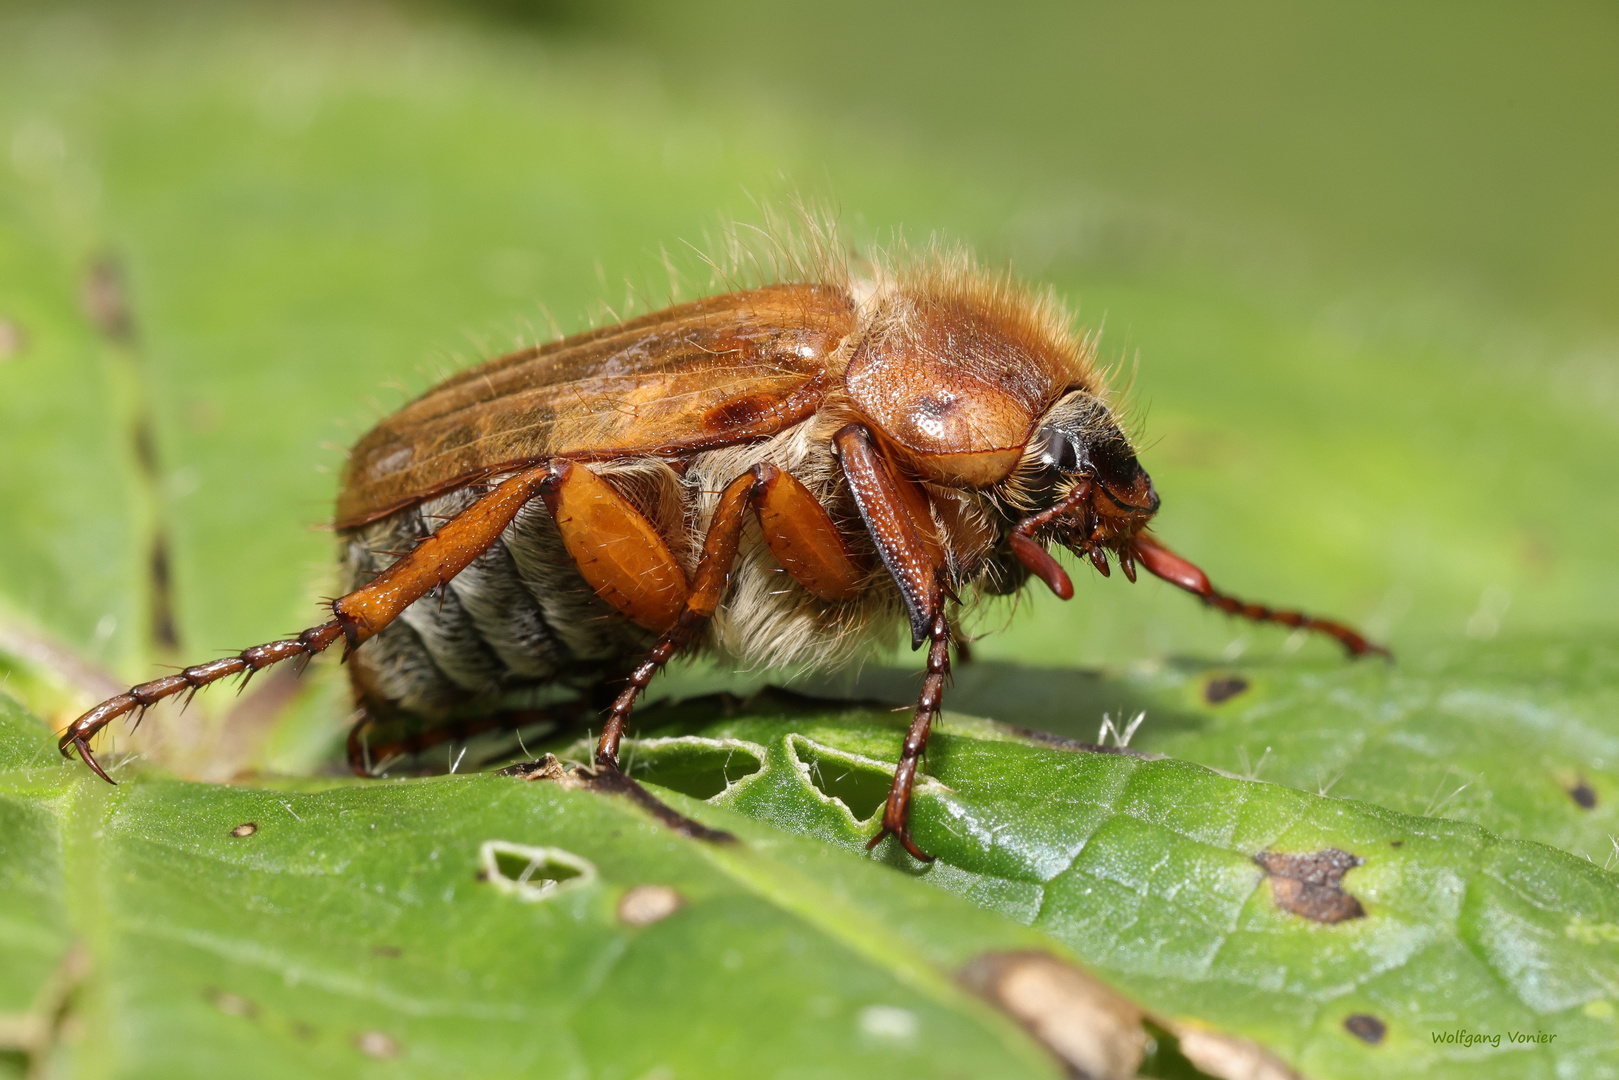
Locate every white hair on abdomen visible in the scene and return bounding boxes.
[685,409,905,675]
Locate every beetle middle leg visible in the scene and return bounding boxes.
[586,467,755,769]
[580,460,870,771]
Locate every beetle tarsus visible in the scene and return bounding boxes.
[869,611,951,864]
[70,736,117,784]
[866,825,936,863]
[59,619,347,782]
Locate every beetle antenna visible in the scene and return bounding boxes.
[1132,535,1391,660]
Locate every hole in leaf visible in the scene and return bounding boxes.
[493,850,582,886]
[793,737,894,822]
[624,737,764,800]
[478,840,597,902]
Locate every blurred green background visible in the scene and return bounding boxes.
[1,0,1615,733]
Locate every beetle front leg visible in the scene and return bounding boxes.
[588,468,756,770]
[833,423,951,861]
[869,610,950,863]
[59,464,556,782]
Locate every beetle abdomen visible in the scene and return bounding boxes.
[340,484,657,719]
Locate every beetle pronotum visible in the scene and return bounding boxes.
[61,225,1384,860]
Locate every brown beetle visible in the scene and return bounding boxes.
[60,234,1384,859]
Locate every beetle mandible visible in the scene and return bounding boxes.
[60,231,1385,860]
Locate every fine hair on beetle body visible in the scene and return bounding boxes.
[60,207,1387,862]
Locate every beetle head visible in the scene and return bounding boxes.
[994,390,1159,595]
[1028,393,1158,516]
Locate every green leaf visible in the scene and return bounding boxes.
[0,697,72,1057]
[818,633,1619,866]
[613,694,1619,1080]
[1,694,1149,1079]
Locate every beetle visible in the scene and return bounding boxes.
[60,235,1385,860]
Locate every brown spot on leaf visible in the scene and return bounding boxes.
[961,951,1145,1080]
[1570,780,1598,809]
[0,317,24,362]
[229,823,258,838]
[207,989,257,1019]
[372,945,402,958]
[81,256,135,343]
[355,1031,399,1059]
[1204,676,1250,704]
[1255,848,1365,923]
[1390,840,1402,848]
[617,884,683,927]
[1170,1024,1305,1079]
[1343,1014,1386,1045]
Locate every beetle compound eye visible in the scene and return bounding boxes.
[1036,426,1081,472]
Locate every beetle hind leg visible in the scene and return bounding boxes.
[59,620,348,781]
[60,465,557,781]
